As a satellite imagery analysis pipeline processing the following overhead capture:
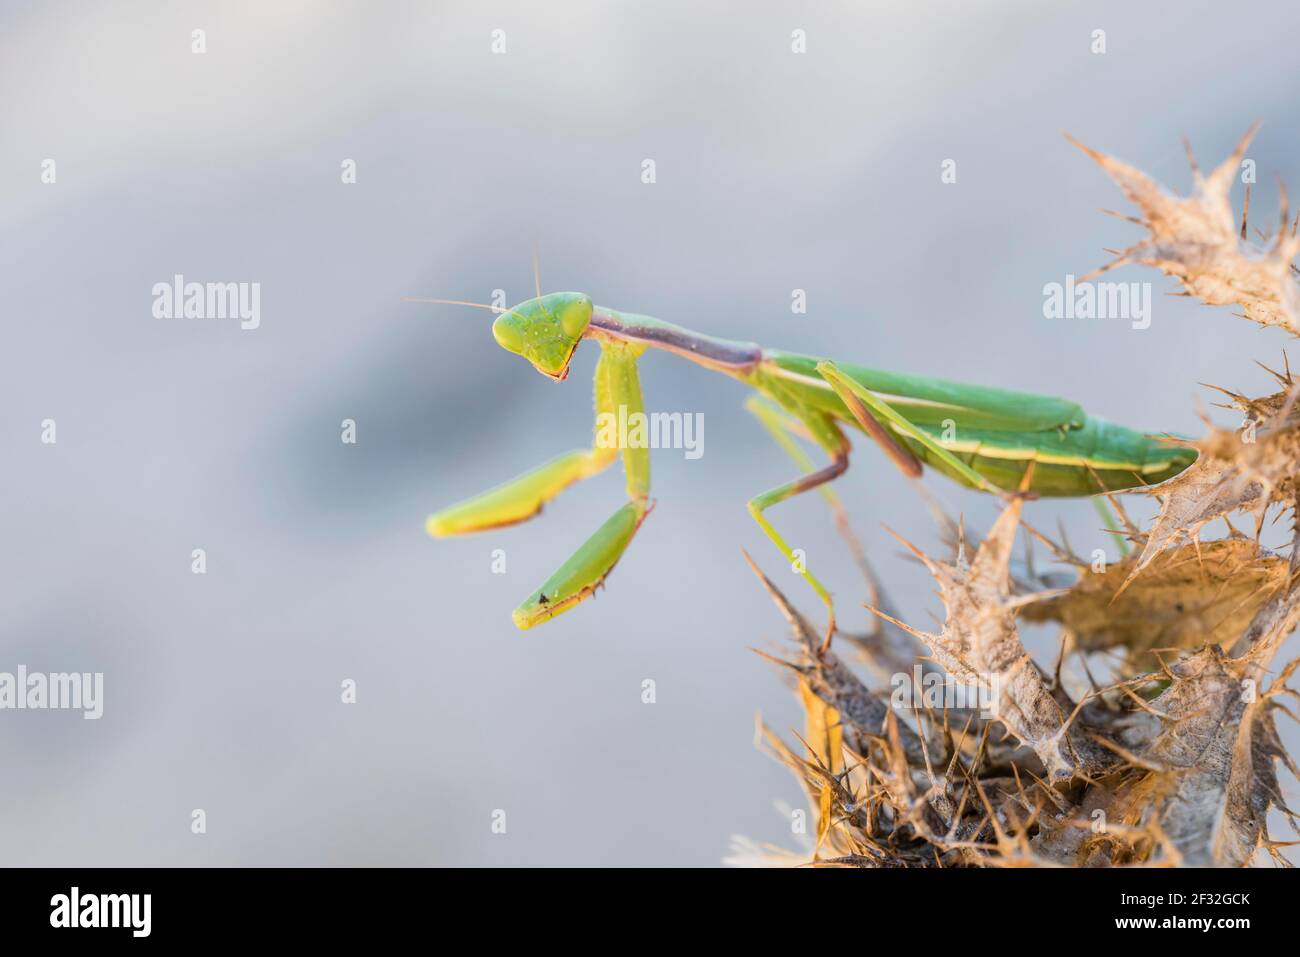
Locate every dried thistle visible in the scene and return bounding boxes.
[1069,125,1300,333]
[734,128,1300,868]
[740,504,1300,868]
[1118,370,1300,593]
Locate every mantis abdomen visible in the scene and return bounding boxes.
[896,416,1196,496]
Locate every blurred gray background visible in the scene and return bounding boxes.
[3,0,1299,866]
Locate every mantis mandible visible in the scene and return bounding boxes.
[417,289,1195,650]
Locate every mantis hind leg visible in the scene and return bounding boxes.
[815,360,1000,494]
[744,399,850,653]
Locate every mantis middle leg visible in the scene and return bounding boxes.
[744,359,1007,652]
[745,395,873,581]
[744,398,851,653]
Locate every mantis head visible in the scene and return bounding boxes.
[492,292,593,380]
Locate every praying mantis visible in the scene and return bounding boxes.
[417,289,1196,650]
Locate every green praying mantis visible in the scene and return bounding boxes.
[417,288,1196,650]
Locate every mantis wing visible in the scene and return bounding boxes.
[766,352,1085,432]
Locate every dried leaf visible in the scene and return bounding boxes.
[1023,539,1287,657]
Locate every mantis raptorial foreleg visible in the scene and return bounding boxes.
[427,393,622,541]
[744,402,850,653]
[425,447,616,537]
[507,340,653,629]
[426,342,652,628]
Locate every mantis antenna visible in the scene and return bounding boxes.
[405,253,543,313]
[401,297,500,312]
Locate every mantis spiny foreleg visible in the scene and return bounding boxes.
[508,339,653,628]
[425,340,653,628]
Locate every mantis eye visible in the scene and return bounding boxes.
[491,312,527,355]
[559,296,593,338]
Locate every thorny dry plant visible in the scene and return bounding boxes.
[730,129,1300,868]
[1067,123,1300,333]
